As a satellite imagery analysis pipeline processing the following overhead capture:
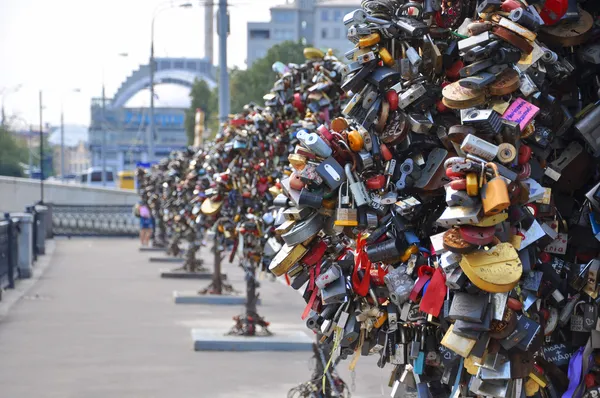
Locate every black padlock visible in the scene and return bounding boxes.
[298,188,323,209]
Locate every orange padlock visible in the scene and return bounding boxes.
[348,130,364,152]
[481,163,511,216]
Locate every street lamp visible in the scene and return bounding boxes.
[149,2,193,165]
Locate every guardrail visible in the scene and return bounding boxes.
[51,204,139,237]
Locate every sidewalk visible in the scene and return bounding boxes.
[0,238,400,398]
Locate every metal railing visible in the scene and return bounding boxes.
[51,204,139,237]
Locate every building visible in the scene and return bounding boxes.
[88,57,217,173]
[246,0,360,66]
[52,140,90,177]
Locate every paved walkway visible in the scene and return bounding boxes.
[0,238,398,398]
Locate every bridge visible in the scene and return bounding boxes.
[109,57,217,109]
[89,57,217,172]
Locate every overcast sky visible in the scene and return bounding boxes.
[0,0,284,128]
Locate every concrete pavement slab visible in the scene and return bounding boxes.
[192,328,312,351]
[160,270,225,279]
[150,257,183,263]
[173,291,258,305]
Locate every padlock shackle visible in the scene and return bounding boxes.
[485,162,500,177]
[345,163,356,184]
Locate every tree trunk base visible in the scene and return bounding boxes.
[198,281,236,295]
[287,340,350,398]
[227,311,272,337]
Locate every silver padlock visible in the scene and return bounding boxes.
[345,163,370,207]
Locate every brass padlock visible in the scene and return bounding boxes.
[481,162,510,216]
[334,182,358,227]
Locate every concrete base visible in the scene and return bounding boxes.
[173,291,260,305]
[139,247,165,252]
[160,270,226,280]
[150,257,183,263]
[191,329,313,351]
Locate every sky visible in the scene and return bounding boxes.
[0,0,286,129]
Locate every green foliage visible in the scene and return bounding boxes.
[185,41,307,144]
[184,79,217,144]
[0,126,28,177]
[230,40,307,113]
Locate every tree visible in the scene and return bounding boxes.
[184,79,217,145]
[230,40,307,113]
[185,41,308,144]
[0,126,28,177]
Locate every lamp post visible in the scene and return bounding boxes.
[149,2,193,165]
[218,0,230,122]
[39,90,44,203]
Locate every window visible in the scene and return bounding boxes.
[174,61,184,69]
[320,9,329,21]
[321,28,327,39]
[333,9,342,21]
[186,61,197,70]
[159,60,170,70]
[249,29,270,39]
[272,11,294,23]
[333,27,341,39]
[274,29,294,40]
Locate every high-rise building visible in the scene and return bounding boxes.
[246,0,360,67]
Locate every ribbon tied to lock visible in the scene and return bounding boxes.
[301,260,322,320]
[352,234,373,297]
[409,264,435,303]
[356,304,382,333]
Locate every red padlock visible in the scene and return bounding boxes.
[459,225,496,245]
[293,93,305,113]
[501,0,521,11]
[518,144,532,165]
[317,124,334,142]
[538,0,568,25]
[290,172,305,191]
[450,179,467,191]
[366,175,386,190]
[380,143,393,161]
[386,90,399,111]
[517,163,531,180]
[446,61,464,81]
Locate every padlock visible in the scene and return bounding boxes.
[570,301,587,332]
[481,163,510,216]
[345,163,370,207]
[347,130,364,152]
[334,182,358,227]
[316,156,346,190]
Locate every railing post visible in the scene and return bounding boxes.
[26,206,38,262]
[4,214,15,289]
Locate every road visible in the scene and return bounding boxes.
[0,238,404,398]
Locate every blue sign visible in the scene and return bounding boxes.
[123,111,184,128]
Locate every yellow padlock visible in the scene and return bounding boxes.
[347,130,364,152]
[481,162,510,216]
[378,48,395,67]
[358,33,380,48]
[466,173,479,196]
